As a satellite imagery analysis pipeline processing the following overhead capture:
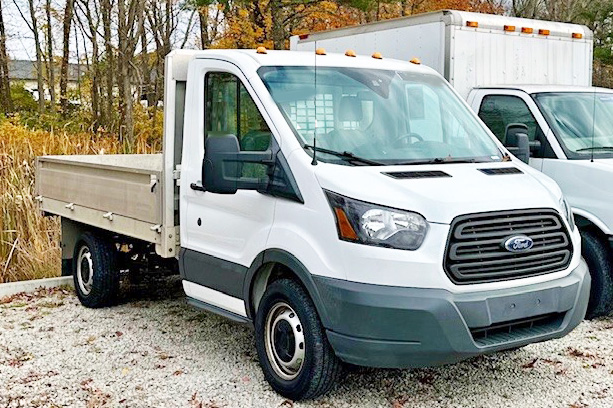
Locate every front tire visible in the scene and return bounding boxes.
[582,230,613,319]
[255,279,342,400]
[72,232,119,308]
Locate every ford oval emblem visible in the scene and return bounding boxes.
[504,235,534,252]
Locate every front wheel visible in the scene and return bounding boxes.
[72,232,119,308]
[255,279,342,400]
[582,230,613,319]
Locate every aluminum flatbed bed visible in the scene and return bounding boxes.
[36,154,178,258]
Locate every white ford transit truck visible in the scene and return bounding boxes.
[36,49,589,399]
[291,10,613,319]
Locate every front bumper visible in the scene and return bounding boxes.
[314,260,590,369]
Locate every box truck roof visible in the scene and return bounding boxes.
[291,10,592,45]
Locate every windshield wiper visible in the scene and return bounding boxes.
[576,146,613,152]
[395,157,479,165]
[303,144,385,166]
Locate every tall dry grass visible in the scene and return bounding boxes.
[0,112,162,283]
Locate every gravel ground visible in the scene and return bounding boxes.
[1,278,613,408]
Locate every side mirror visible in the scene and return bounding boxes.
[529,140,542,154]
[202,134,273,194]
[505,123,530,164]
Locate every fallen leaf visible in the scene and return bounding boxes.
[522,358,539,369]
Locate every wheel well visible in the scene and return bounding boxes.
[249,262,310,319]
[575,214,608,239]
[61,219,177,276]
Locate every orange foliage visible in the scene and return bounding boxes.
[210,0,505,48]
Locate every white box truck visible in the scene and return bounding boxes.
[36,49,589,399]
[291,10,613,319]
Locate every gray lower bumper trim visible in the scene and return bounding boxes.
[314,261,590,369]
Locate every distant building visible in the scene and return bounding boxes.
[8,59,86,101]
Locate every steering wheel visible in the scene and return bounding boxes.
[393,132,424,147]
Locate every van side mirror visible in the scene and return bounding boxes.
[202,134,274,194]
[505,123,530,164]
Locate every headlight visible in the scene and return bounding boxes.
[559,196,575,231]
[325,190,428,250]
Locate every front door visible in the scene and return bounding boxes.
[180,60,277,317]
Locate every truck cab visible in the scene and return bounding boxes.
[290,9,613,319]
[468,85,613,318]
[36,49,590,400]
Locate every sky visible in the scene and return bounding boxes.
[3,0,200,62]
[4,0,38,61]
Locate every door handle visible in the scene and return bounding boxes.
[190,182,205,192]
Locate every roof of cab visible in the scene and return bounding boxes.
[473,84,613,94]
[167,49,437,81]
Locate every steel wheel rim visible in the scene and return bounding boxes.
[264,302,305,380]
[76,246,94,295]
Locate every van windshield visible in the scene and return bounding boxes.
[534,92,613,159]
[258,66,502,165]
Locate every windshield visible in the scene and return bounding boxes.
[258,66,502,165]
[535,92,613,159]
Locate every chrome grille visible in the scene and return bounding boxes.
[444,209,573,284]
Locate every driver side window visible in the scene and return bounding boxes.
[478,95,540,143]
[205,72,272,177]
[478,94,551,159]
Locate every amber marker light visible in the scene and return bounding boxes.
[539,29,550,36]
[521,27,534,34]
[504,25,516,32]
[572,32,583,39]
[256,46,267,54]
[333,208,359,241]
[410,57,421,65]
[345,49,357,57]
[466,21,478,28]
[315,47,327,55]
[372,51,383,59]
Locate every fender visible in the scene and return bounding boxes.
[573,208,612,236]
[242,248,331,327]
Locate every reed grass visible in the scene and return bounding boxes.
[0,113,162,283]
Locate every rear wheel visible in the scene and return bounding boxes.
[255,279,342,400]
[72,232,119,308]
[582,230,613,319]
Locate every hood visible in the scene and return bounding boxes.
[593,158,613,169]
[315,161,562,224]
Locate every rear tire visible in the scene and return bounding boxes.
[255,279,342,400]
[582,230,613,319]
[72,232,119,308]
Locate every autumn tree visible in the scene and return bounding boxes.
[0,1,12,114]
[59,0,75,115]
[44,0,56,109]
[74,0,102,126]
[101,0,115,127]
[117,0,145,146]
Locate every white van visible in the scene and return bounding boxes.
[292,10,613,318]
[36,49,590,399]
